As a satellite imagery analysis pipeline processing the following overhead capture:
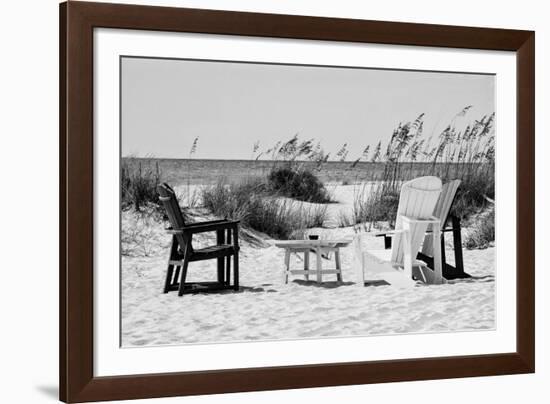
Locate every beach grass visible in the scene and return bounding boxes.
[121,157,162,212]
[347,109,495,246]
[464,207,495,249]
[121,108,495,247]
[201,176,329,239]
[267,166,332,203]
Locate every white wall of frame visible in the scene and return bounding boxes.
[0,0,547,403]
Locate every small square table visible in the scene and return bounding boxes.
[274,239,353,284]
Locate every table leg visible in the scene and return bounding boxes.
[304,250,310,281]
[283,248,290,284]
[335,249,342,282]
[316,247,323,284]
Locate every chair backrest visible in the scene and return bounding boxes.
[391,176,442,265]
[432,179,461,228]
[421,179,461,256]
[157,183,191,251]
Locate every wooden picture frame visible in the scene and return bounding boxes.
[60,1,535,402]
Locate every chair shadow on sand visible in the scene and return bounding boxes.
[169,274,494,295]
[238,285,279,293]
[292,279,355,289]
[181,285,279,294]
[180,282,356,293]
[446,274,495,284]
[358,275,494,287]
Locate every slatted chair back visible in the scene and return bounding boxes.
[421,179,461,257]
[391,176,442,266]
[157,183,192,253]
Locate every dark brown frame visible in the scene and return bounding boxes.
[60,1,535,402]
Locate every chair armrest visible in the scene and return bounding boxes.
[425,227,454,234]
[375,215,446,238]
[374,230,396,238]
[183,219,231,227]
[165,220,239,234]
[375,215,441,237]
[400,215,440,225]
[165,220,222,232]
[184,220,240,234]
[374,229,408,237]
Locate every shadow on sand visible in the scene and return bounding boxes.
[174,274,493,295]
[292,279,355,288]
[447,274,495,284]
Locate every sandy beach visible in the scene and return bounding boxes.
[121,184,495,347]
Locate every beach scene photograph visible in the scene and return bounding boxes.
[120,56,496,347]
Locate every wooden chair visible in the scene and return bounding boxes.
[376,179,470,280]
[354,176,445,287]
[157,183,240,295]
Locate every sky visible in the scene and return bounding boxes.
[121,56,494,160]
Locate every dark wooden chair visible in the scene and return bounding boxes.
[376,179,470,280]
[157,183,240,295]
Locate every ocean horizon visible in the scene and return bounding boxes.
[121,157,481,186]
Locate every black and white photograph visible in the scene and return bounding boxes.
[1,0,545,402]
[120,56,495,347]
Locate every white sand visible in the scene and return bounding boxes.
[121,185,495,346]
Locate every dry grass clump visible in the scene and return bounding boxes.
[121,157,162,212]
[262,134,333,203]
[268,167,331,203]
[201,177,328,240]
[464,207,495,249]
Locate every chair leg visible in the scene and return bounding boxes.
[217,259,225,285]
[226,230,232,285]
[233,227,239,291]
[163,265,175,294]
[441,233,447,270]
[233,251,239,291]
[384,235,392,249]
[353,235,365,287]
[177,254,190,296]
[217,230,225,284]
[163,236,179,293]
[401,219,414,280]
[432,222,443,284]
[173,266,181,286]
[452,215,465,275]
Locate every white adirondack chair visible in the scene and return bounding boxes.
[420,179,461,258]
[353,176,446,287]
[376,179,466,279]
